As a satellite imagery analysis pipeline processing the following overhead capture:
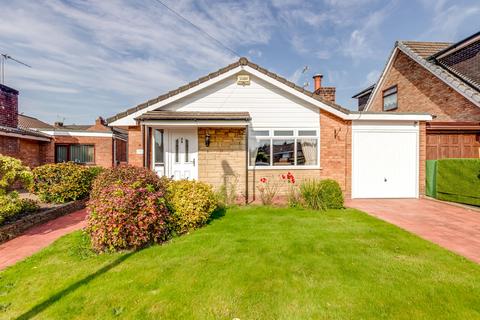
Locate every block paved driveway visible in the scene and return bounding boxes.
[346,198,480,264]
[0,209,88,270]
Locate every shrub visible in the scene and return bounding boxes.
[166,180,217,234]
[436,158,480,206]
[0,155,33,195]
[87,165,170,252]
[32,162,97,203]
[300,179,344,210]
[0,192,38,224]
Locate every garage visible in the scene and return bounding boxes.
[352,121,419,198]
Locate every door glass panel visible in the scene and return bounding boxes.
[175,139,179,163]
[185,139,189,162]
[154,129,164,164]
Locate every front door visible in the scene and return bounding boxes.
[168,128,198,180]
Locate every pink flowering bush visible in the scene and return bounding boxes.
[87,166,170,252]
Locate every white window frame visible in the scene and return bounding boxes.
[248,128,321,170]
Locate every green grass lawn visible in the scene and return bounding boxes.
[1,206,480,319]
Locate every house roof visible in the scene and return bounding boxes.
[364,36,480,111]
[351,84,375,99]
[0,125,52,141]
[136,111,251,121]
[18,114,53,129]
[107,57,351,124]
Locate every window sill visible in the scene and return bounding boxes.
[248,166,322,170]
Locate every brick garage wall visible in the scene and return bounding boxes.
[369,51,480,121]
[198,127,246,199]
[319,110,352,198]
[0,136,19,156]
[419,122,426,195]
[54,136,114,168]
[127,126,143,167]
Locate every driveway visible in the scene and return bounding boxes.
[346,198,480,264]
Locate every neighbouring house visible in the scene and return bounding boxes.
[352,31,480,160]
[108,57,431,200]
[0,83,127,168]
[0,84,53,167]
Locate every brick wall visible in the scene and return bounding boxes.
[319,110,352,198]
[317,87,336,103]
[369,50,480,121]
[419,122,426,195]
[127,126,143,167]
[198,127,246,199]
[0,136,51,168]
[53,136,114,168]
[0,84,19,128]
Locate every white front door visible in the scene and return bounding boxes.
[168,128,198,180]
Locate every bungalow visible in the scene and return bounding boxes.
[0,83,127,168]
[108,57,432,200]
[352,31,480,159]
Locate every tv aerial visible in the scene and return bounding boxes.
[0,53,32,85]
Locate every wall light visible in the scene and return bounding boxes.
[205,131,211,147]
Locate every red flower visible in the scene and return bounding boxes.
[281,174,286,180]
[260,177,267,183]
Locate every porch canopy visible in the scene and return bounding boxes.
[136,111,251,127]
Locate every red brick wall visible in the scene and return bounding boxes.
[369,51,480,121]
[127,126,143,167]
[0,85,19,128]
[319,110,352,198]
[53,136,114,168]
[419,122,426,195]
[0,136,51,168]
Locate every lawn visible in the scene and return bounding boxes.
[1,206,480,319]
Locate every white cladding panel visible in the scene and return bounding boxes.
[352,121,419,198]
[162,75,320,128]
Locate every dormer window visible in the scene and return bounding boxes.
[383,85,398,111]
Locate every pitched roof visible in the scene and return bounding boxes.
[136,111,251,121]
[0,125,51,140]
[398,40,480,106]
[107,57,351,124]
[18,114,53,129]
[351,84,375,99]
[400,41,451,58]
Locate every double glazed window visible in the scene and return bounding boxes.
[55,144,94,164]
[249,129,319,167]
[383,85,398,111]
[154,129,164,164]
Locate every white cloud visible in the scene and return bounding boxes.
[364,69,380,86]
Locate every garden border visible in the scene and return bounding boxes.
[0,199,86,244]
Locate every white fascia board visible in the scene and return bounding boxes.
[346,113,432,121]
[40,130,114,137]
[0,132,50,142]
[109,67,245,126]
[364,47,399,111]
[244,66,349,120]
[141,120,249,127]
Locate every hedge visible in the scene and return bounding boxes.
[436,158,480,206]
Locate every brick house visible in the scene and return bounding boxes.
[108,57,431,201]
[0,83,127,168]
[352,31,480,159]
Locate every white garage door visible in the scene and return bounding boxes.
[352,121,419,198]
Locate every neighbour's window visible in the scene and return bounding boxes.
[154,129,164,164]
[55,144,94,164]
[249,129,319,167]
[383,85,398,111]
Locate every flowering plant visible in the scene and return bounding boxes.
[281,172,301,208]
[256,177,278,205]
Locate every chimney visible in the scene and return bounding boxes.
[54,121,63,127]
[0,84,19,128]
[95,116,106,126]
[312,73,336,103]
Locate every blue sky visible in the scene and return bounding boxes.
[0,0,479,124]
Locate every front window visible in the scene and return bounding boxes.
[383,85,398,111]
[55,144,94,164]
[249,129,319,167]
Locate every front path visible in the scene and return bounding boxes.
[347,198,480,263]
[0,209,88,270]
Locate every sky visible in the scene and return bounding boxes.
[0,0,479,124]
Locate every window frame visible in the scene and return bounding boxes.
[54,143,95,164]
[248,128,320,170]
[382,85,398,111]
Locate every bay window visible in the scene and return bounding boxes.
[249,129,319,168]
